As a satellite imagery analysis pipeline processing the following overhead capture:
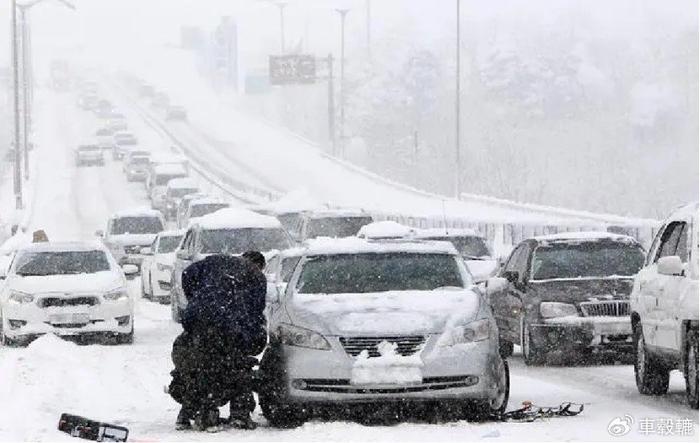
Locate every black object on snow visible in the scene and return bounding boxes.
[57,413,129,442]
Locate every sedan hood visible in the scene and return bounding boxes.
[289,289,481,336]
[530,277,634,303]
[109,234,157,247]
[8,271,123,295]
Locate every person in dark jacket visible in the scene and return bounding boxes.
[169,252,267,431]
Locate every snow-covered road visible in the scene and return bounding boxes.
[0,91,696,442]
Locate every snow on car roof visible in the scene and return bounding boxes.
[251,189,327,215]
[17,241,108,253]
[414,227,480,238]
[532,231,637,243]
[110,207,163,219]
[166,177,198,189]
[153,164,187,175]
[303,237,458,257]
[666,201,698,222]
[196,208,282,230]
[357,221,416,239]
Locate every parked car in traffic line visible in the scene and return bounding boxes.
[259,237,509,427]
[112,132,138,160]
[177,197,229,228]
[415,228,497,284]
[630,202,698,409]
[140,230,184,304]
[122,149,151,182]
[147,164,188,211]
[165,105,187,121]
[0,241,137,346]
[97,208,165,274]
[287,208,373,243]
[169,208,293,322]
[486,231,646,363]
[75,144,104,167]
[162,177,200,220]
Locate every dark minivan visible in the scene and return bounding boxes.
[486,232,645,365]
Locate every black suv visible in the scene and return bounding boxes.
[486,232,645,364]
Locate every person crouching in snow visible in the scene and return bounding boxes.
[168,252,267,432]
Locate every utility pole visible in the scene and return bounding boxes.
[454,0,461,199]
[335,8,349,158]
[20,6,30,180]
[327,54,336,155]
[12,0,23,210]
[277,2,286,53]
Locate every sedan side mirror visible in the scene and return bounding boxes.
[486,276,508,295]
[95,230,104,237]
[176,249,191,261]
[266,282,280,304]
[658,256,684,276]
[122,264,139,276]
[140,247,153,256]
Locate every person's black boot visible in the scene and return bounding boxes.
[175,408,192,431]
[195,408,222,433]
[228,412,257,430]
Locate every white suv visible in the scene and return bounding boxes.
[630,202,698,409]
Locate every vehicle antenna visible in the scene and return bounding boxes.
[441,199,449,235]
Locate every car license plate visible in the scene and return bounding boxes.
[50,313,90,325]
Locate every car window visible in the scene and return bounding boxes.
[646,225,666,266]
[655,221,685,262]
[675,223,689,263]
[13,250,111,276]
[503,244,525,273]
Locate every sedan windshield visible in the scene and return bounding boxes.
[111,217,163,235]
[531,241,645,280]
[167,188,198,199]
[155,174,186,186]
[156,236,182,253]
[307,216,373,239]
[14,250,111,276]
[423,236,491,258]
[190,203,228,218]
[199,228,292,254]
[297,253,466,294]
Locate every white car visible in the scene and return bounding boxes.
[97,208,165,273]
[630,202,698,409]
[0,241,137,346]
[75,144,105,167]
[178,197,229,229]
[140,230,184,304]
[147,164,188,211]
[259,237,509,427]
[162,177,199,220]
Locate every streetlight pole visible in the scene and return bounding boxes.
[335,8,349,158]
[365,0,371,60]
[454,0,461,199]
[20,6,30,180]
[12,0,23,210]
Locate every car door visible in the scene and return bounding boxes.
[657,221,689,350]
[172,229,194,303]
[491,243,528,344]
[644,221,684,347]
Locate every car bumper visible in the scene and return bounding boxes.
[282,336,500,403]
[2,300,133,340]
[533,316,633,351]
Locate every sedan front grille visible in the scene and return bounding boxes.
[40,297,100,308]
[579,300,629,317]
[339,336,425,358]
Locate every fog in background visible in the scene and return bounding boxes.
[1,0,697,219]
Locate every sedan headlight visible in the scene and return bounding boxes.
[104,288,129,301]
[539,302,578,318]
[439,318,491,347]
[9,291,34,304]
[278,324,331,350]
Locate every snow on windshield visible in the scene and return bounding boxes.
[199,228,291,254]
[111,217,163,235]
[531,241,645,280]
[296,253,466,294]
[13,251,110,276]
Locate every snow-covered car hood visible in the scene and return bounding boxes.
[465,259,498,283]
[5,271,123,295]
[288,289,480,335]
[108,234,158,247]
